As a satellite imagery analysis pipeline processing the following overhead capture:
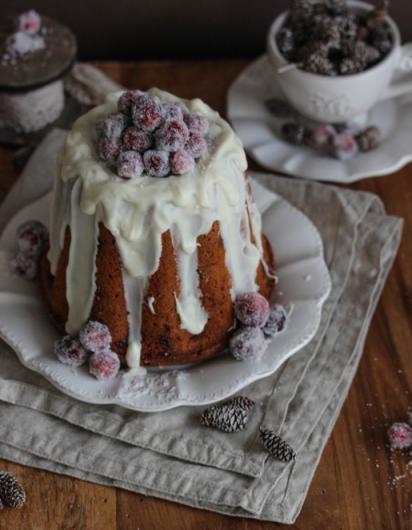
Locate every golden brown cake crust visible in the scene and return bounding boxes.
[38,222,275,367]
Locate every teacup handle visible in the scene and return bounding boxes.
[379,43,412,101]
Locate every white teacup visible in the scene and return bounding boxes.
[267,0,412,123]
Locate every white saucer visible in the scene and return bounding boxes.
[227,56,412,182]
[0,175,331,412]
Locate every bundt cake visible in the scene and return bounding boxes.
[38,88,275,368]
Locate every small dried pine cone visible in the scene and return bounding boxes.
[0,471,26,509]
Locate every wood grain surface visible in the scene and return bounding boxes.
[0,61,411,530]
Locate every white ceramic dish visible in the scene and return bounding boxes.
[227,55,412,183]
[0,176,331,412]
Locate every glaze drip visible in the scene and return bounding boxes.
[65,179,98,334]
[171,226,208,335]
[122,270,147,371]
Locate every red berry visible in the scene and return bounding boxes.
[263,304,288,337]
[79,320,112,353]
[102,113,129,140]
[89,351,120,381]
[132,95,164,131]
[163,102,184,121]
[234,292,270,327]
[185,133,208,159]
[155,120,189,152]
[388,422,412,450]
[310,125,336,150]
[17,220,48,257]
[184,113,209,135]
[143,150,170,177]
[98,137,121,163]
[118,90,143,115]
[117,151,144,179]
[18,10,41,35]
[170,150,195,175]
[330,132,359,160]
[230,327,267,361]
[54,335,89,367]
[9,253,36,280]
[122,127,152,152]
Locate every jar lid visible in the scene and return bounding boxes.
[0,15,77,93]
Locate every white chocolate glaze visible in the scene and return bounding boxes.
[171,226,208,335]
[147,296,156,315]
[48,88,267,367]
[65,179,99,334]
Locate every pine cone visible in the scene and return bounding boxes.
[327,0,348,16]
[228,395,255,412]
[260,427,296,462]
[0,471,26,509]
[340,57,365,75]
[355,126,381,152]
[366,2,389,31]
[296,40,330,63]
[304,54,335,75]
[290,0,313,20]
[282,123,307,146]
[200,404,249,433]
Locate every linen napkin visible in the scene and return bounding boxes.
[0,130,402,523]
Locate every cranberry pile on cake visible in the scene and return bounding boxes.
[97,90,209,178]
[38,88,276,370]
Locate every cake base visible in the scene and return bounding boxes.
[38,225,275,368]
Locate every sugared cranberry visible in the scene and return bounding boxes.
[102,113,129,140]
[132,95,164,131]
[17,220,48,257]
[98,137,121,164]
[170,150,195,175]
[230,327,267,361]
[184,113,209,135]
[310,125,336,150]
[143,150,170,177]
[79,320,112,353]
[18,10,41,35]
[330,132,359,160]
[163,102,184,121]
[54,335,89,367]
[118,90,143,115]
[388,422,412,450]
[5,31,35,56]
[263,304,288,337]
[117,151,144,179]
[89,350,120,381]
[234,292,270,327]
[185,133,208,159]
[155,120,189,152]
[9,253,36,280]
[122,127,152,152]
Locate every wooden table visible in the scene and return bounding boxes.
[0,61,411,530]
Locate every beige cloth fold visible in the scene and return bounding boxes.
[0,130,402,523]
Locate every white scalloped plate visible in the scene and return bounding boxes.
[0,175,331,411]
[227,55,412,182]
